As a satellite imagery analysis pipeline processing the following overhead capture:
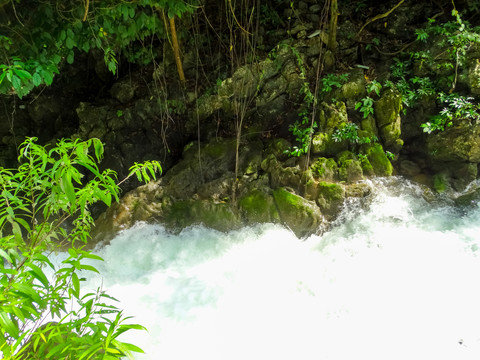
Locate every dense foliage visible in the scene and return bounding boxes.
[0,0,196,97]
[0,138,161,359]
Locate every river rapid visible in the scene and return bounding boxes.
[87,177,480,360]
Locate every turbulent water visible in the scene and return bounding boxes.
[86,177,480,360]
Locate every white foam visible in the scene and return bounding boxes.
[83,179,480,360]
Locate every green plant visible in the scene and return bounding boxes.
[332,123,378,144]
[355,96,375,118]
[366,80,382,97]
[385,150,395,160]
[320,73,349,93]
[284,45,318,157]
[421,92,480,133]
[0,137,161,359]
[0,0,197,98]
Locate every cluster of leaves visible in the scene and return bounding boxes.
[0,0,196,98]
[421,92,480,133]
[355,80,381,119]
[287,46,317,157]
[321,73,349,93]
[387,10,480,131]
[332,123,378,145]
[0,137,161,359]
[287,66,349,157]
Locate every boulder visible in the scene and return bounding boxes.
[273,187,323,237]
[374,88,403,151]
[238,188,281,224]
[365,143,393,176]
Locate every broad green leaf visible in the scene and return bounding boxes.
[13,69,32,80]
[67,51,75,64]
[26,262,49,288]
[0,311,19,338]
[79,251,103,262]
[11,75,21,92]
[0,249,12,264]
[113,340,145,354]
[61,174,76,205]
[71,272,80,299]
[78,264,99,273]
[41,70,54,85]
[93,138,104,161]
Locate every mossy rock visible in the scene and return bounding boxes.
[345,182,372,197]
[264,138,291,160]
[166,199,241,231]
[310,157,339,181]
[262,154,301,189]
[318,101,348,134]
[333,69,366,106]
[218,65,260,99]
[203,138,236,158]
[374,88,402,128]
[273,187,323,238]
[337,151,363,182]
[366,144,393,176]
[238,189,280,223]
[311,132,347,156]
[317,181,345,218]
[373,88,403,150]
[360,115,379,138]
[360,156,375,176]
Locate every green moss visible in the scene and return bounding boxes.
[272,187,322,237]
[374,89,402,128]
[338,159,364,182]
[318,181,344,201]
[265,138,291,159]
[317,181,345,217]
[204,138,236,158]
[166,199,241,231]
[238,189,280,223]
[336,150,356,163]
[360,156,375,176]
[337,151,363,182]
[310,157,338,181]
[366,143,393,176]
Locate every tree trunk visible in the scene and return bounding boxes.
[327,0,338,52]
[169,16,185,82]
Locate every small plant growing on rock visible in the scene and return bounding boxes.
[332,123,378,144]
[321,73,349,93]
[421,92,480,133]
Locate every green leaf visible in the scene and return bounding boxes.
[71,272,80,299]
[66,37,75,50]
[93,138,104,161]
[67,51,74,64]
[32,72,42,86]
[11,75,21,92]
[0,249,12,264]
[61,174,76,205]
[41,70,54,86]
[78,264,99,273]
[26,262,50,288]
[0,311,19,338]
[13,69,32,80]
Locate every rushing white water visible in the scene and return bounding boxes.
[86,177,480,360]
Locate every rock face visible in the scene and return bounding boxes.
[92,135,391,244]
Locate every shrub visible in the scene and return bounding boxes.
[0,137,161,359]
